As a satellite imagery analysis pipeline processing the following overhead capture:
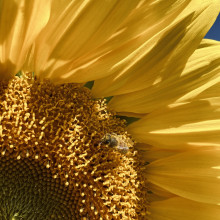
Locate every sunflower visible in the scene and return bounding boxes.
[0,0,220,219]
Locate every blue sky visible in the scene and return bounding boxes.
[205,13,220,40]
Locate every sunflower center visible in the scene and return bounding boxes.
[0,75,147,219]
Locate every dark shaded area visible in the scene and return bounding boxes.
[116,115,140,125]
[84,80,94,89]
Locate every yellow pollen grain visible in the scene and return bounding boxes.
[0,75,148,219]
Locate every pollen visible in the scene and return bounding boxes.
[0,75,148,219]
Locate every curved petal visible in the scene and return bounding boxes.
[145,150,220,205]
[31,0,141,81]
[31,0,192,83]
[196,82,220,99]
[128,98,220,149]
[137,146,185,164]
[148,183,176,202]
[92,0,220,97]
[0,0,51,80]
[108,40,220,114]
[150,197,220,220]
[198,39,220,48]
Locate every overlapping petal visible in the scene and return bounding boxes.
[128,98,220,149]
[150,197,220,220]
[29,0,194,83]
[136,144,185,163]
[91,0,220,97]
[145,150,220,205]
[29,0,141,81]
[0,0,51,80]
[108,39,220,114]
[147,183,176,203]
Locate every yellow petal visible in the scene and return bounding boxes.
[148,183,176,203]
[0,0,18,79]
[0,0,51,80]
[128,98,220,149]
[55,0,192,84]
[92,0,220,97]
[150,197,220,220]
[33,0,193,83]
[198,38,220,48]
[176,40,220,103]
[108,39,220,114]
[145,150,220,205]
[196,82,220,100]
[31,0,140,81]
[137,145,184,163]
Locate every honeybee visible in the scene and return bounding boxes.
[100,133,131,154]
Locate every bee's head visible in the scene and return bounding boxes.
[100,134,111,145]
[100,133,118,148]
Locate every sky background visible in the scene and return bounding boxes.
[205,13,220,40]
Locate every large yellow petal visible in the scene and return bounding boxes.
[52,0,191,84]
[108,39,220,114]
[128,98,220,149]
[148,183,176,202]
[150,197,220,220]
[196,82,220,99]
[91,0,220,97]
[0,0,51,80]
[137,145,185,164]
[30,0,140,81]
[145,150,220,205]
[31,0,192,83]
[198,38,220,48]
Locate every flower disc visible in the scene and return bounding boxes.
[0,75,147,219]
